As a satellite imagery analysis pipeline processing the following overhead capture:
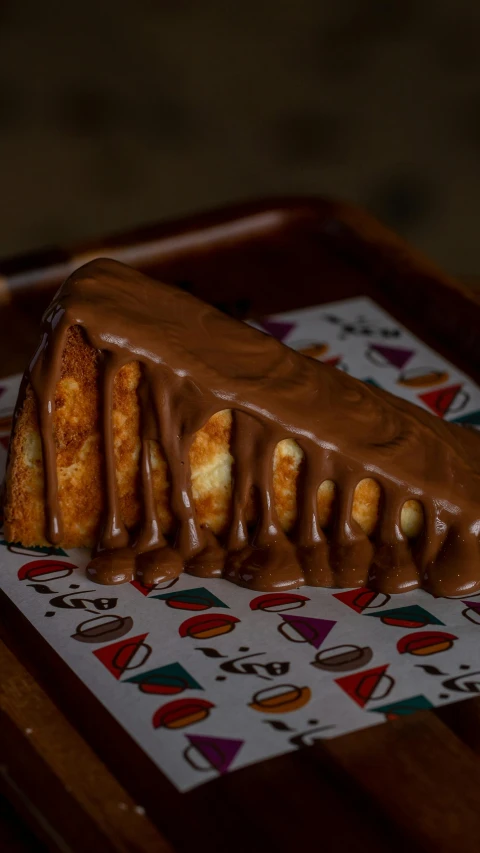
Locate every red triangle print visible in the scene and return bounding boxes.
[260,320,295,342]
[130,579,152,596]
[323,356,342,368]
[335,664,392,708]
[333,587,370,613]
[93,632,150,679]
[0,436,9,451]
[419,384,463,418]
[333,587,390,613]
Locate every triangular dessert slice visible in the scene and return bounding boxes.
[4,259,480,596]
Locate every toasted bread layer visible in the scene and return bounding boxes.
[4,326,423,548]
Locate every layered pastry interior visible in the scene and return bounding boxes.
[4,259,480,595]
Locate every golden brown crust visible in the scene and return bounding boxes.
[4,326,424,547]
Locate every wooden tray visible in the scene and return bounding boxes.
[2,198,480,853]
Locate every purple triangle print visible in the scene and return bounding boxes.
[369,344,414,369]
[260,319,296,341]
[462,600,480,612]
[282,615,336,649]
[186,735,244,774]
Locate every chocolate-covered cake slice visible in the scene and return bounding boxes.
[4,259,480,595]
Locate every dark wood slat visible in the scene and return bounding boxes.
[0,636,171,853]
[323,713,480,852]
[217,747,412,853]
[436,698,480,754]
[0,795,46,853]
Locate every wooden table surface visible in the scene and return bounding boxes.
[2,199,480,853]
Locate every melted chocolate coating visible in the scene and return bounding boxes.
[26,259,480,595]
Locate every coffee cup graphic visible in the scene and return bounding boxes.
[249,683,311,713]
[179,613,240,639]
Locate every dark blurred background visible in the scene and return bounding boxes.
[1,0,479,271]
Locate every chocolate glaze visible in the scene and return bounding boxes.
[23,259,480,595]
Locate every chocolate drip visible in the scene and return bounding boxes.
[151,374,206,560]
[330,472,374,589]
[227,410,257,553]
[426,526,480,597]
[227,418,303,591]
[33,373,63,545]
[18,258,480,596]
[29,319,69,545]
[87,355,135,585]
[294,448,333,587]
[413,496,442,574]
[135,433,183,588]
[137,436,164,553]
[100,356,130,551]
[135,371,162,553]
[134,375,184,586]
[369,488,419,594]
